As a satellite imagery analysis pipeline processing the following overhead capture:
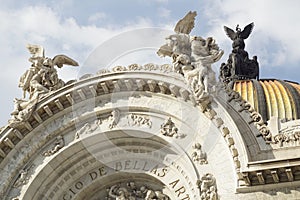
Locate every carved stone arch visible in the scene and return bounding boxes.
[214,88,273,163]
[21,129,200,200]
[1,71,238,199]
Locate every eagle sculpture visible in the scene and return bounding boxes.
[174,11,197,34]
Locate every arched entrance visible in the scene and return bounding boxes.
[22,130,200,200]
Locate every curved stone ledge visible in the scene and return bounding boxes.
[0,71,193,164]
[1,69,300,199]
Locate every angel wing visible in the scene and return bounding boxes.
[223,26,236,41]
[26,44,44,58]
[157,44,173,57]
[241,22,254,39]
[52,55,79,68]
[174,11,197,34]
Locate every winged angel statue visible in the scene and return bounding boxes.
[157,11,223,104]
[9,44,78,127]
[220,23,259,82]
[19,44,78,99]
[224,23,254,52]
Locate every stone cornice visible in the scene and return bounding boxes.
[0,69,194,165]
[238,162,300,189]
[1,67,300,196]
[216,84,300,189]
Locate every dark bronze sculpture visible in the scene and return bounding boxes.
[224,23,254,51]
[220,23,259,84]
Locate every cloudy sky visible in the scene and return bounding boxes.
[0,0,300,126]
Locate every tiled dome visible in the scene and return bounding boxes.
[233,79,300,122]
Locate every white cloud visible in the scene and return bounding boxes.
[0,5,168,126]
[88,12,107,23]
[154,0,168,3]
[1,1,300,127]
[158,7,171,18]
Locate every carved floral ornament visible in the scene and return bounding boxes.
[95,63,174,76]
[160,117,185,138]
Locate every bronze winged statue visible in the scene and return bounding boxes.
[220,22,259,82]
[224,22,254,51]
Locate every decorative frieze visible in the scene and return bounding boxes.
[225,87,273,143]
[197,173,219,200]
[75,119,102,139]
[161,117,178,137]
[192,143,208,165]
[272,127,300,147]
[127,114,152,128]
[100,82,109,93]
[286,168,294,181]
[256,172,265,184]
[109,109,120,129]
[239,165,300,186]
[54,99,64,111]
[4,138,14,149]
[13,164,35,188]
[42,135,65,157]
[106,181,170,199]
[271,170,279,183]
[160,117,185,138]
[88,85,97,96]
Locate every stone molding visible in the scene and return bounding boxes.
[0,70,193,164]
[216,83,300,189]
[1,68,300,198]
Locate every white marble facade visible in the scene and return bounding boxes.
[0,11,300,200]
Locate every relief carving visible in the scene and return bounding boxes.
[197,173,219,200]
[225,87,273,143]
[109,109,120,129]
[160,117,185,138]
[42,135,65,157]
[128,63,142,71]
[13,164,35,188]
[270,125,300,147]
[192,143,208,165]
[75,119,102,139]
[112,66,127,72]
[106,181,170,200]
[127,114,152,128]
[96,69,111,75]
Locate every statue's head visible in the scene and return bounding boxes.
[236,24,241,32]
[43,57,53,67]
